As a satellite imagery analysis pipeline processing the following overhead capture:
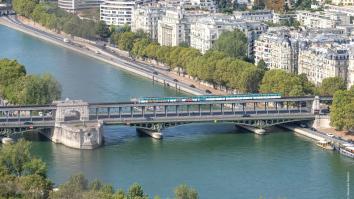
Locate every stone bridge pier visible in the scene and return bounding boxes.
[46,99,103,149]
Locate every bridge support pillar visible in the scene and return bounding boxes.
[136,128,163,139]
[238,125,266,135]
[48,121,103,149]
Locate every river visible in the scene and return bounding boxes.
[1,24,353,198]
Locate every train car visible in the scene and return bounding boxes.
[131,93,281,103]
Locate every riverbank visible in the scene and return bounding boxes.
[0,16,207,96]
[0,16,229,96]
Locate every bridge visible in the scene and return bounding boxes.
[0,96,332,149]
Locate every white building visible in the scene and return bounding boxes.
[58,0,102,12]
[233,10,273,22]
[348,47,354,88]
[157,7,208,46]
[298,44,349,86]
[190,15,268,58]
[254,28,299,73]
[131,6,165,41]
[296,10,351,29]
[100,0,135,26]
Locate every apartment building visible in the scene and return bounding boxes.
[157,7,208,46]
[233,10,273,22]
[298,44,349,86]
[100,0,135,26]
[190,15,268,58]
[254,28,299,73]
[296,10,351,29]
[58,0,103,12]
[131,5,165,40]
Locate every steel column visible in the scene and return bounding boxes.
[119,107,122,118]
[131,107,133,118]
[209,104,212,115]
[221,104,224,115]
[199,104,201,116]
[165,105,167,117]
[108,107,111,118]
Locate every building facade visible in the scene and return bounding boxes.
[132,6,165,41]
[296,10,351,29]
[233,10,273,22]
[254,28,299,73]
[190,15,268,58]
[58,0,102,12]
[157,7,208,46]
[298,44,349,86]
[100,0,135,26]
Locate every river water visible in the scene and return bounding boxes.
[1,25,353,198]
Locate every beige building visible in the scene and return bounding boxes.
[157,7,208,46]
[254,28,298,73]
[298,44,349,86]
[348,47,354,88]
[190,15,267,58]
[296,10,350,29]
[131,6,165,41]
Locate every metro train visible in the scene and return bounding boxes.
[131,93,281,103]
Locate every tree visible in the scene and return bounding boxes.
[96,21,111,39]
[12,0,39,18]
[174,184,198,199]
[212,30,248,60]
[4,74,62,105]
[318,77,346,96]
[260,69,314,96]
[0,59,26,93]
[330,88,354,131]
[127,183,148,199]
[0,140,52,198]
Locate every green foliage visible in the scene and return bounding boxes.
[318,77,347,96]
[97,21,111,38]
[174,184,198,199]
[260,70,315,96]
[4,73,62,105]
[127,183,148,199]
[330,88,354,131]
[0,140,52,198]
[13,1,107,39]
[211,30,248,60]
[12,0,39,18]
[0,59,26,97]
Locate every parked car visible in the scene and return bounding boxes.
[205,89,212,94]
[242,114,251,117]
[190,84,196,88]
[153,71,158,75]
[23,121,33,125]
[173,79,178,82]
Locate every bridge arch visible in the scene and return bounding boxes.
[54,100,89,123]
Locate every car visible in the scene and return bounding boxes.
[242,114,251,117]
[205,89,212,94]
[153,71,158,75]
[326,133,334,138]
[111,50,115,53]
[173,79,178,82]
[23,121,33,125]
[190,84,196,88]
